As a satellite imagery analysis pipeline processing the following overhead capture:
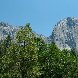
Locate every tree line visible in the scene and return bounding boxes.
[0,23,78,78]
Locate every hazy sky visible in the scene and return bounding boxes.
[0,0,78,36]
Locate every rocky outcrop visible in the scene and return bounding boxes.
[50,17,78,53]
[0,22,18,40]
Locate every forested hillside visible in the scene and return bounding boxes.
[0,23,78,78]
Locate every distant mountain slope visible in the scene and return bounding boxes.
[0,22,18,40]
[50,17,78,53]
[33,31,50,43]
[0,22,48,43]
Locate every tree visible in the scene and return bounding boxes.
[16,23,41,78]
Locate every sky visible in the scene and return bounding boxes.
[0,0,78,36]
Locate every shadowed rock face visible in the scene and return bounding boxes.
[50,17,78,53]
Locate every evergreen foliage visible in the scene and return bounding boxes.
[0,24,78,78]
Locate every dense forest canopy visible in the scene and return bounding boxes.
[0,23,78,78]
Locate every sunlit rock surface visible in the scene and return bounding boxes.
[50,17,78,53]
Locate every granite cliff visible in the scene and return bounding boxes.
[50,17,78,53]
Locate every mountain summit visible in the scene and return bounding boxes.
[50,17,78,53]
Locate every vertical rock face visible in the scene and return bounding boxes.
[50,17,78,53]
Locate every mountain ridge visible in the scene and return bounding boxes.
[50,17,78,53]
[1,17,78,53]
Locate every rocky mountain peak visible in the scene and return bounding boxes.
[50,17,78,53]
[0,22,11,27]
